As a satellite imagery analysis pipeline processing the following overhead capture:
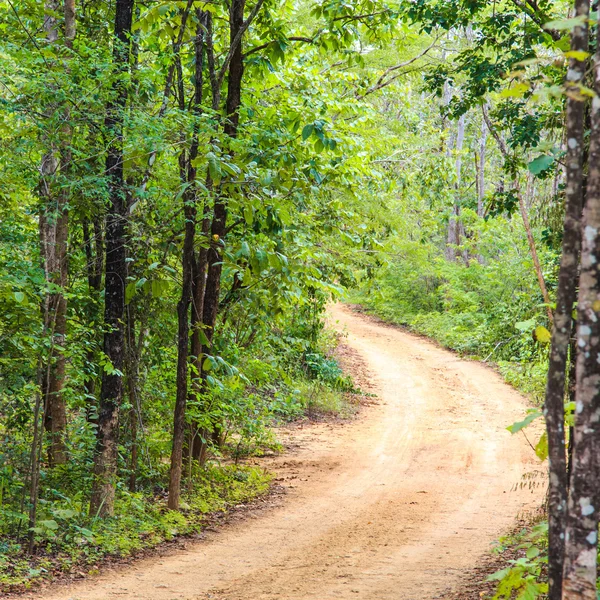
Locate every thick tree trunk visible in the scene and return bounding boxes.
[545,4,589,598]
[89,0,135,518]
[562,18,600,598]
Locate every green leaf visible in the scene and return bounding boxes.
[151,279,169,298]
[13,291,25,303]
[534,431,548,461]
[125,282,136,305]
[499,82,530,98]
[515,318,536,332]
[507,410,542,434]
[302,124,314,140]
[207,152,222,182]
[528,155,554,175]
[544,15,587,31]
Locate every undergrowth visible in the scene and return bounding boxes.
[0,465,270,592]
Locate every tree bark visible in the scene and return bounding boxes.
[562,15,600,598]
[545,4,589,597]
[202,0,245,334]
[168,175,196,510]
[168,12,205,510]
[89,0,135,518]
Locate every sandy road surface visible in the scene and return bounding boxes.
[32,304,544,600]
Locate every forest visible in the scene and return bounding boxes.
[1,0,599,598]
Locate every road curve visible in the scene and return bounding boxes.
[32,304,544,600]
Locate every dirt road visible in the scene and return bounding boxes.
[34,304,544,600]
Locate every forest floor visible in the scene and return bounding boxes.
[26,304,544,600]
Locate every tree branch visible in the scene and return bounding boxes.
[509,0,561,41]
[357,38,440,99]
[243,36,314,58]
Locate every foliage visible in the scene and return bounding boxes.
[0,465,270,590]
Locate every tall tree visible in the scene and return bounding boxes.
[544,2,589,598]
[39,0,75,467]
[89,0,135,518]
[562,13,600,597]
[445,112,465,261]
[167,11,204,511]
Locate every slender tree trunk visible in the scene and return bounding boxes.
[125,304,141,492]
[477,113,487,218]
[198,0,246,452]
[168,13,205,509]
[562,18,600,598]
[39,0,72,467]
[482,105,553,323]
[89,0,135,518]
[82,215,103,409]
[545,5,589,597]
[567,332,577,486]
[445,113,465,261]
[27,357,45,554]
[517,190,553,323]
[168,182,196,510]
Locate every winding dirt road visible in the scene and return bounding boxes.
[34,304,544,600]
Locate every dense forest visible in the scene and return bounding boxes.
[1,0,600,597]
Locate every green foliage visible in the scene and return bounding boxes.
[0,465,270,590]
[488,522,549,600]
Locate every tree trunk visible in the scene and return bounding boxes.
[168,13,205,509]
[477,113,487,218]
[545,4,589,597]
[198,0,246,453]
[482,106,554,324]
[89,0,135,518]
[168,180,196,510]
[562,16,600,598]
[516,189,554,323]
[125,304,141,492]
[445,113,465,261]
[39,0,71,468]
[82,215,103,410]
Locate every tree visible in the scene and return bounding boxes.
[543,2,589,597]
[562,8,600,597]
[89,0,135,518]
